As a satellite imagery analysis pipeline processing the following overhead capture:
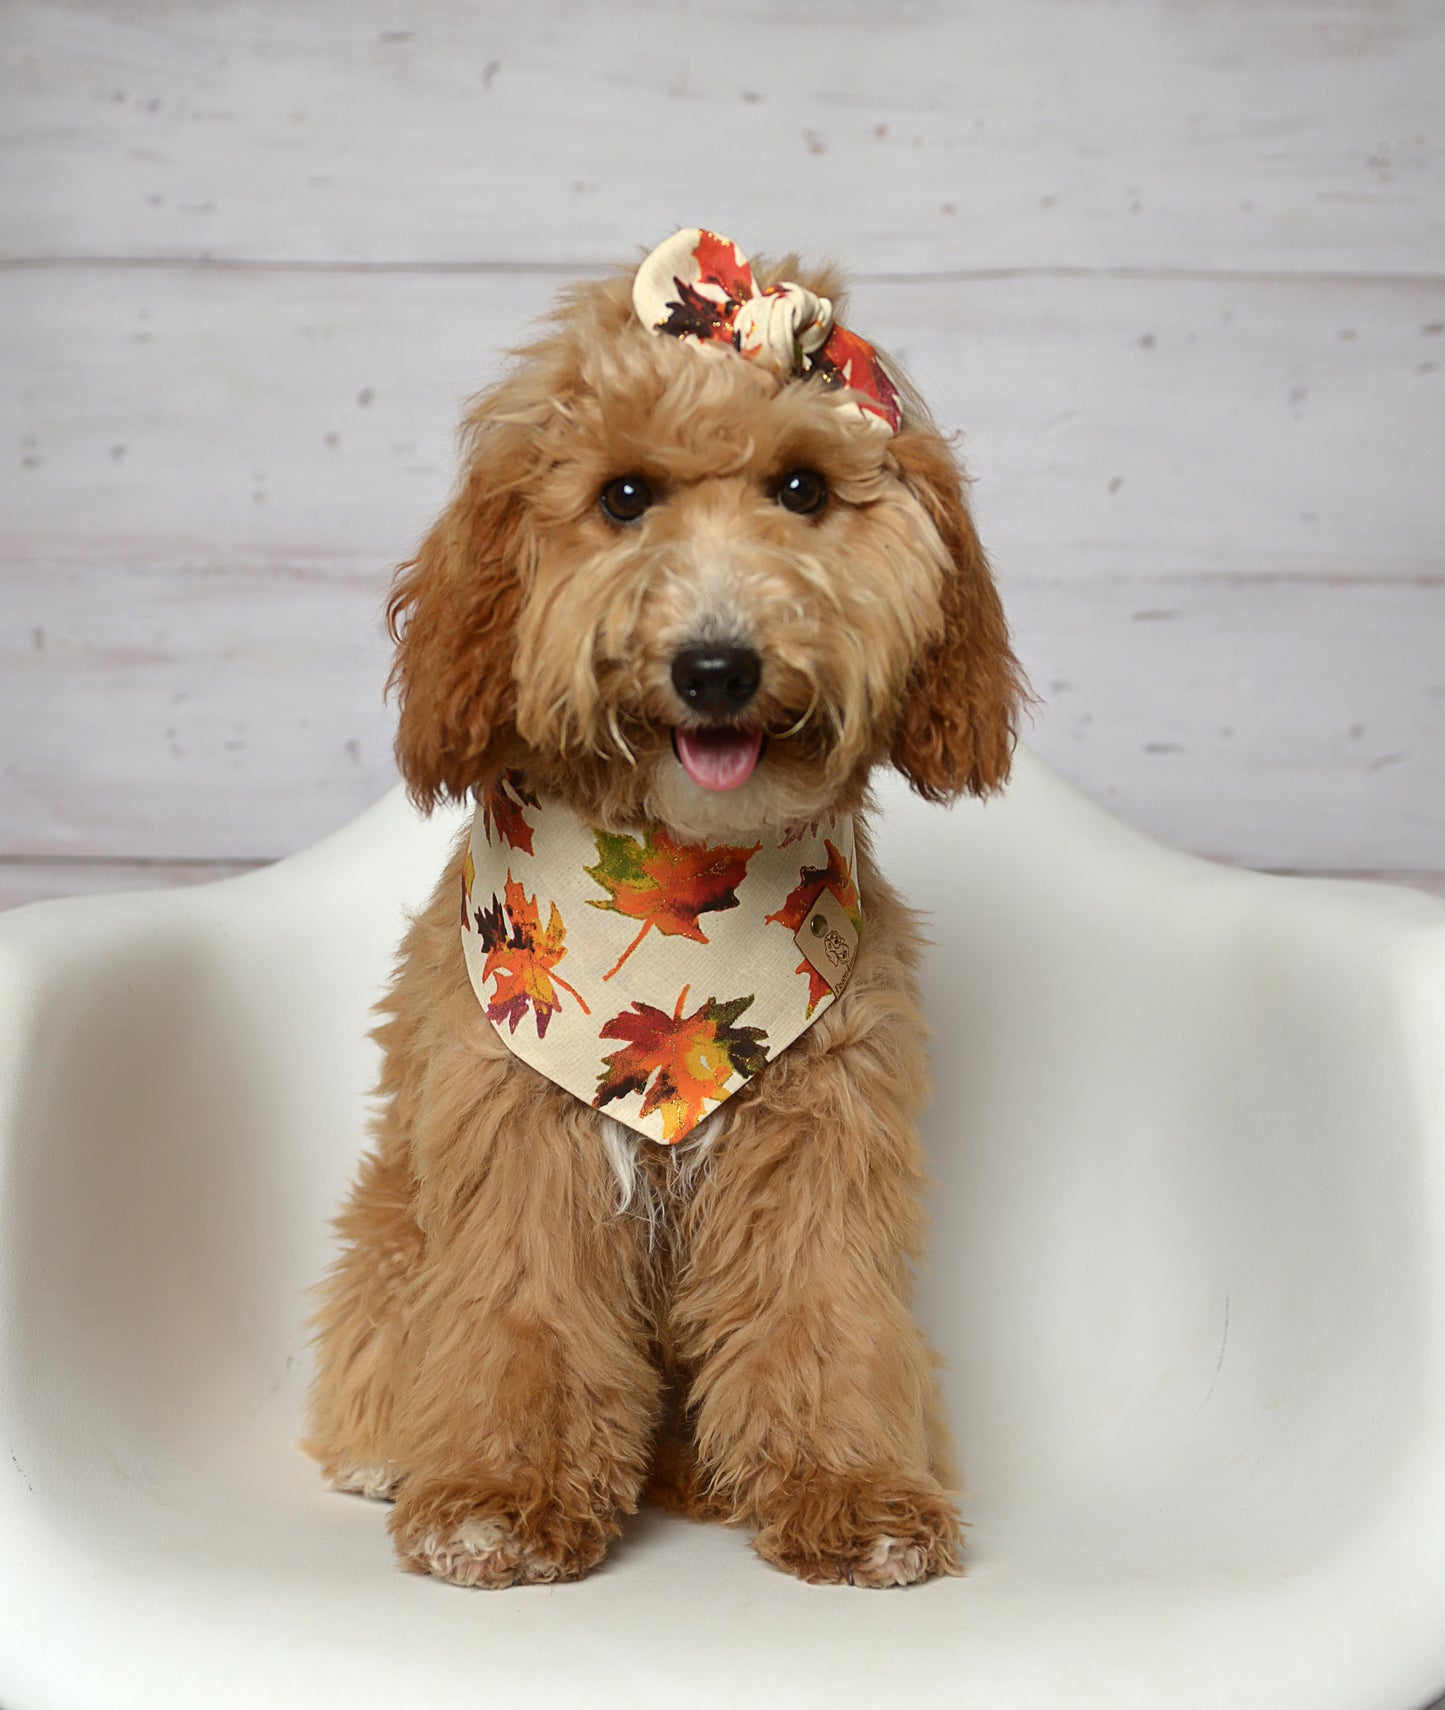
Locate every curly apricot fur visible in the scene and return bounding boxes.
[306,243,1024,1589]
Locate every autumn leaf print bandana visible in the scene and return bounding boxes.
[461,773,862,1144]
[632,227,903,436]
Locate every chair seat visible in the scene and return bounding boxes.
[3,750,1444,1710]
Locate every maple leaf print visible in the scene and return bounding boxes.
[594,984,769,1143]
[474,890,505,943]
[765,839,862,1016]
[690,229,754,304]
[461,846,476,930]
[585,828,761,980]
[780,817,825,849]
[810,324,903,433]
[481,771,541,855]
[656,277,740,346]
[477,875,589,1039]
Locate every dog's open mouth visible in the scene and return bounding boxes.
[671,726,765,792]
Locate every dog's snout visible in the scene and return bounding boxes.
[670,644,762,717]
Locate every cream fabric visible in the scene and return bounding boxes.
[460,776,862,1143]
[631,226,903,436]
[732,281,833,376]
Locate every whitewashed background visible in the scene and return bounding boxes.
[2,0,1443,908]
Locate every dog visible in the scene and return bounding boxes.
[303,228,1025,1589]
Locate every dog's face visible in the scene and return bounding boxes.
[388,262,1024,838]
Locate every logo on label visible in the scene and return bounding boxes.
[792,888,860,995]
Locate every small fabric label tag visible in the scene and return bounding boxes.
[792,887,859,996]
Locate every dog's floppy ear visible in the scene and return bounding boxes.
[887,430,1028,802]
[385,428,532,811]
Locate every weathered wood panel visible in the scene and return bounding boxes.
[3,557,395,861]
[5,267,1441,580]
[1,2,1440,887]
[4,558,1440,868]
[0,858,260,912]
[3,265,1440,868]
[2,0,1440,276]
[1009,574,1445,870]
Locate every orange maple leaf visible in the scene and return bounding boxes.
[477,875,589,1038]
[481,771,540,855]
[461,846,477,930]
[594,985,769,1142]
[765,839,861,1016]
[585,828,761,980]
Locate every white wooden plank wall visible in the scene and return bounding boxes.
[2,0,1442,907]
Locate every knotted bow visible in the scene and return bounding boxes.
[632,227,903,436]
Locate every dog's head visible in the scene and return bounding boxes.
[387,231,1026,839]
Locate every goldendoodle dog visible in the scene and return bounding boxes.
[304,228,1025,1589]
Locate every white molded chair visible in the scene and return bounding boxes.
[2,750,1444,1710]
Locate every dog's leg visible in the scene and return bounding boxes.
[310,842,656,1584]
[672,877,962,1587]
[303,1133,421,1502]
[677,1074,960,1585]
[304,916,460,1504]
[641,1373,733,1523]
[379,1019,658,1589]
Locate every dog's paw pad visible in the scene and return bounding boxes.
[328,1462,402,1501]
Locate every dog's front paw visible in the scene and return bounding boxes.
[752,1469,962,1588]
[389,1471,619,1589]
[326,1461,403,1501]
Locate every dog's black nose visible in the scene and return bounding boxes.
[670,644,762,716]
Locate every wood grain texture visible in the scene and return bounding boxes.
[4,557,394,860]
[0,857,261,912]
[5,267,1441,580]
[2,0,1441,276]
[3,265,1441,867]
[1,0,1440,883]
[1007,575,1445,869]
[4,555,1440,867]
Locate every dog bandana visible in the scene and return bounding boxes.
[632,227,903,436]
[461,773,863,1144]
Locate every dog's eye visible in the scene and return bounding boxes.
[775,469,829,516]
[599,475,655,524]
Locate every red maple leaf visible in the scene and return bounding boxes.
[481,771,540,855]
[812,323,902,433]
[765,839,861,1015]
[691,229,754,305]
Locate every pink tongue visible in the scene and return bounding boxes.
[674,726,763,792]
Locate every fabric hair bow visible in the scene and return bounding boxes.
[632,227,903,436]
